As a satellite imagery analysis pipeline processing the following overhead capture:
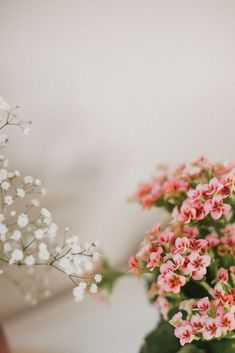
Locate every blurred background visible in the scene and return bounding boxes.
[0,0,234,352]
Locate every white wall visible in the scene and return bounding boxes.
[0,0,234,352]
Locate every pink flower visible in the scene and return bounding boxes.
[187,252,211,280]
[219,312,235,332]
[190,314,205,333]
[220,177,234,198]
[175,324,194,346]
[128,256,138,270]
[169,312,184,327]
[174,237,190,254]
[207,177,223,196]
[197,297,210,313]
[205,232,220,248]
[157,230,175,245]
[163,178,188,196]
[159,261,176,275]
[217,267,228,282]
[179,202,196,223]
[193,200,210,221]
[206,195,231,220]
[147,248,163,271]
[203,317,222,340]
[161,272,186,294]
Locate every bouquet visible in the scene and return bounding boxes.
[128,156,235,353]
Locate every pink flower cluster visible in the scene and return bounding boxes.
[175,177,233,223]
[129,223,211,294]
[129,156,235,346]
[171,266,235,345]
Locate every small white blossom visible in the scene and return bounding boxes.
[17,213,29,228]
[0,223,8,236]
[31,198,39,207]
[17,188,25,198]
[4,242,12,253]
[94,274,102,283]
[34,228,44,240]
[24,176,33,185]
[73,285,85,302]
[25,255,35,266]
[0,169,7,182]
[11,249,23,262]
[90,283,98,294]
[0,213,4,222]
[34,178,41,186]
[1,181,10,190]
[11,230,22,241]
[40,208,51,218]
[38,243,50,261]
[14,170,20,177]
[10,210,16,217]
[4,195,13,205]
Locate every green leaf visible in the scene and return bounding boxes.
[139,320,181,353]
[200,338,235,353]
[177,345,206,353]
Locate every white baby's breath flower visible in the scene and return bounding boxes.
[25,255,35,266]
[0,213,4,222]
[1,181,10,190]
[34,178,41,186]
[4,242,12,253]
[11,230,22,241]
[0,169,7,182]
[0,223,8,236]
[34,228,44,240]
[41,188,47,195]
[24,176,33,184]
[10,210,16,217]
[4,195,13,205]
[47,222,58,238]
[7,172,14,179]
[14,170,20,177]
[31,198,39,207]
[17,188,25,198]
[90,283,98,294]
[73,285,85,302]
[94,274,102,283]
[40,208,51,218]
[17,213,29,228]
[11,249,23,262]
[38,243,50,261]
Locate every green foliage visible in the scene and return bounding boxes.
[98,258,125,294]
[139,320,180,353]
[177,345,206,353]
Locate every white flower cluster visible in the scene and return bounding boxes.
[0,98,102,303]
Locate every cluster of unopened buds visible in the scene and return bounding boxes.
[0,97,102,303]
[129,156,235,345]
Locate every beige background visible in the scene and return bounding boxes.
[0,0,235,352]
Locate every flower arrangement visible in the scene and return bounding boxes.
[128,156,235,353]
[0,98,102,304]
